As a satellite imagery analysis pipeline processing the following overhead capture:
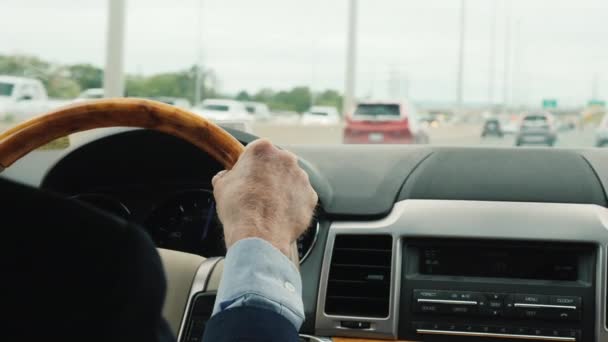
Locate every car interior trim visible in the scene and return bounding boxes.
[300,221,320,263]
[513,303,578,310]
[416,329,576,341]
[175,257,222,342]
[315,199,608,341]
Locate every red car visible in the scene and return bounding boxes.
[343,101,429,144]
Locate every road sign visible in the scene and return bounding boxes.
[542,99,558,109]
[588,99,605,107]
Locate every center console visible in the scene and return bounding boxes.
[400,239,596,341]
[315,200,608,342]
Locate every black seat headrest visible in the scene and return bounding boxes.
[0,178,170,342]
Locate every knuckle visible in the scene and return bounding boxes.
[297,168,310,182]
[248,139,277,160]
[250,139,274,152]
[279,150,299,166]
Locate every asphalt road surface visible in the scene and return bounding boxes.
[431,127,597,148]
[0,122,600,149]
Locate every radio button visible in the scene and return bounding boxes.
[488,300,503,309]
[545,309,581,321]
[414,290,446,300]
[414,303,443,314]
[486,293,505,301]
[462,324,475,332]
[515,294,548,305]
[530,328,545,336]
[429,322,443,330]
[340,321,371,329]
[480,307,502,317]
[457,292,476,301]
[495,326,511,334]
[447,305,477,315]
[549,295,581,307]
[513,327,532,335]
[477,325,495,334]
[517,308,543,319]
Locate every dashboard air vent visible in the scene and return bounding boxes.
[324,234,393,318]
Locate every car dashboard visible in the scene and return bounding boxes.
[3,128,608,342]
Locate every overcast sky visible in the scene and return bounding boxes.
[3,0,608,106]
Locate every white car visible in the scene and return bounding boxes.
[192,99,253,132]
[0,75,69,122]
[77,88,104,100]
[242,101,271,121]
[150,97,191,109]
[301,106,340,125]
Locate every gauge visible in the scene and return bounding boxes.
[297,219,319,262]
[144,190,225,257]
[70,193,131,219]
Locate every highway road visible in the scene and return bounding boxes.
[253,123,599,148]
[0,122,600,149]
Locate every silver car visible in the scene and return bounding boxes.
[595,115,608,147]
[515,112,557,146]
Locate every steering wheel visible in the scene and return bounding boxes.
[0,98,301,332]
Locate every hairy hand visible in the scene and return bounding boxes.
[212,139,318,256]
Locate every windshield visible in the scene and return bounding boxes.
[0,82,14,97]
[355,104,400,117]
[1,0,606,148]
[203,105,230,112]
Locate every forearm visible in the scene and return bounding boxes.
[211,237,305,329]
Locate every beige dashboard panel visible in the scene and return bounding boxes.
[158,248,205,334]
[205,259,224,291]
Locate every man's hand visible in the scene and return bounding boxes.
[212,139,318,257]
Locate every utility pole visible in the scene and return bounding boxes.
[510,19,522,108]
[488,0,497,109]
[456,0,466,113]
[502,0,511,115]
[343,0,358,116]
[103,0,127,97]
[194,0,204,106]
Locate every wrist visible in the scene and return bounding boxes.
[226,228,292,257]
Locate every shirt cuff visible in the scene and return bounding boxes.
[212,237,305,330]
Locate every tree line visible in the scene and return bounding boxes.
[0,54,342,113]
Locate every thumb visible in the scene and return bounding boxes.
[212,170,228,188]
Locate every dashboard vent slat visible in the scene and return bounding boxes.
[324,234,392,318]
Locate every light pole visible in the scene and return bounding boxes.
[502,0,511,115]
[194,0,204,106]
[103,0,127,97]
[456,0,466,114]
[343,0,358,116]
[488,0,497,110]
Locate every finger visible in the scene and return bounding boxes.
[279,149,299,168]
[247,138,277,159]
[212,170,228,188]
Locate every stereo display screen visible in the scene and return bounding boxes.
[419,245,579,281]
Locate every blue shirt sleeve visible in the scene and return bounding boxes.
[212,238,305,330]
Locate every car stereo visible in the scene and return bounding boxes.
[399,239,597,341]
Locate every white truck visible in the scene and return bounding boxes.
[192,99,253,133]
[0,75,68,122]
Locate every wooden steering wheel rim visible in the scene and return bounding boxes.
[0,98,245,170]
[0,98,302,265]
